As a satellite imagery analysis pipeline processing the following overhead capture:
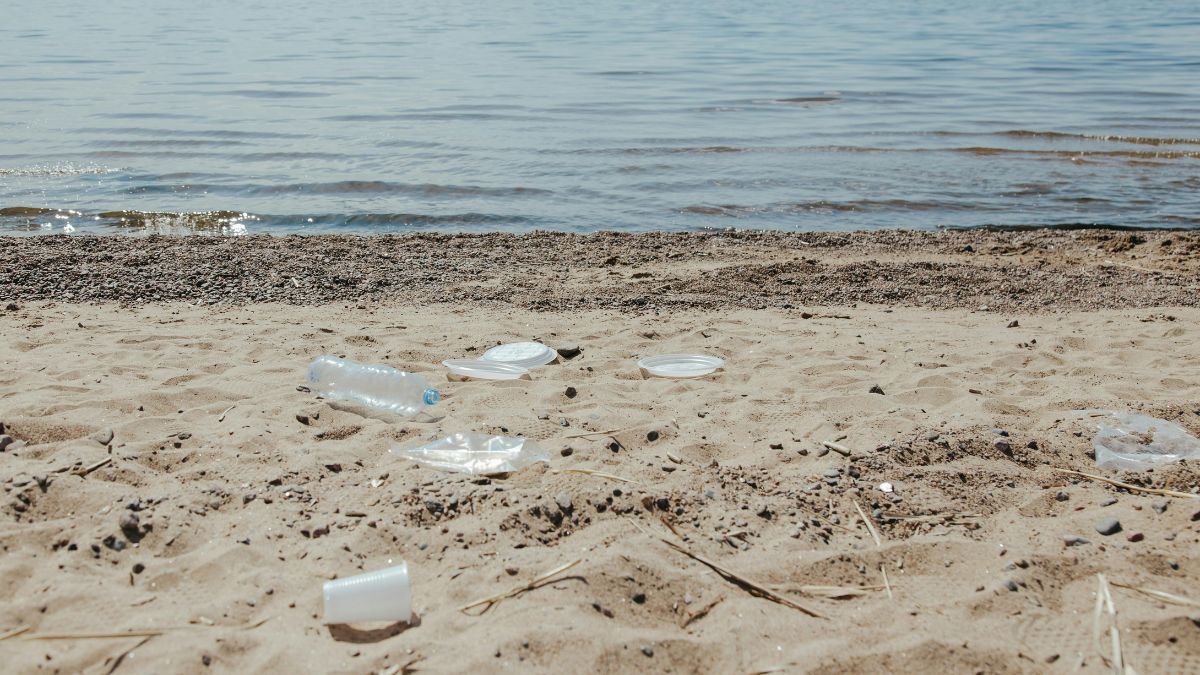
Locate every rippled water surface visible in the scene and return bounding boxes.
[2,0,1198,234]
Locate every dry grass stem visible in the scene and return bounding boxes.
[679,596,724,628]
[652,535,823,618]
[217,404,236,422]
[1053,468,1199,500]
[0,625,30,641]
[550,468,637,484]
[1111,581,1200,608]
[103,635,155,675]
[25,630,164,640]
[460,559,582,615]
[563,427,626,439]
[853,500,882,548]
[74,457,112,477]
[880,565,893,601]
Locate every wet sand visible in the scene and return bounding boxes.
[1,230,1199,673]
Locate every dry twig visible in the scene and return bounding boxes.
[550,468,637,484]
[1111,581,1200,608]
[0,625,30,641]
[1053,468,1198,500]
[460,559,582,615]
[679,596,725,628]
[74,457,112,477]
[651,533,823,618]
[103,635,155,675]
[853,501,882,548]
[880,565,893,601]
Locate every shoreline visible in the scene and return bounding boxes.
[2,228,1199,310]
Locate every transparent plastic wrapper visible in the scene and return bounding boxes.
[391,432,549,475]
[323,562,411,625]
[1076,409,1200,471]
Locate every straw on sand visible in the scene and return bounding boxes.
[460,559,582,615]
[633,520,823,618]
[1053,468,1198,500]
[550,468,638,484]
[1110,581,1200,608]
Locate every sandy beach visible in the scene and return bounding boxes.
[2,230,1199,674]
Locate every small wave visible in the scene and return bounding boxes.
[0,164,120,177]
[228,89,332,99]
[244,180,552,197]
[683,199,996,216]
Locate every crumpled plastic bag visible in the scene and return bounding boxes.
[391,432,549,475]
[1075,409,1200,471]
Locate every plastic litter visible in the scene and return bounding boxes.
[391,432,549,475]
[1077,409,1200,471]
[307,355,439,418]
[637,354,724,378]
[323,562,411,625]
[481,342,557,369]
[443,359,529,380]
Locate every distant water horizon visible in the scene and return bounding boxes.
[2,0,1198,235]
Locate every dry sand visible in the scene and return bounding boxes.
[2,231,1200,674]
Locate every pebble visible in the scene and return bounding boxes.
[1064,535,1091,546]
[869,384,885,395]
[0,435,14,451]
[118,512,139,534]
[1099,497,1118,507]
[559,447,574,457]
[556,344,581,359]
[822,468,841,478]
[1126,532,1144,543]
[632,592,646,604]
[564,386,577,399]
[641,646,654,658]
[1007,320,1019,328]
[1004,579,1019,592]
[1054,491,1069,502]
[555,492,573,513]
[1152,500,1168,515]
[1094,518,1122,536]
[992,438,1012,454]
[646,430,659,442]
[91,428,114,445]
[505,566,519,576]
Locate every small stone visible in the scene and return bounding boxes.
[1095,518,1122,536]
[632,592,646,604]
[564,386,577,399]
[1064,535,1090,547]
[641,646,654,658]
[91,428,114,445]
[1099,496,1118,507]
[118,512,139,534]
[296,410,320,425]
[5,303,17,311]
[1152,500,1168,515]
[1190,509,1200,522]
[1004,579,1019,592]
[556,344,581,359]
[869,384,885,395]
[505,566,519,576]
[646,430,660,442]
[822,468,841,478]
[655,497,670,511]
[992,438,1012,454]
[0,435,14,451]
[132,562,145,574]
[1007,320,1019,328]
[1126,532,1144,543]
[555,492,573,513]
[1168,560,1179,570]
[1055,491,1069,502]
[769,442,782,450]
[559,447,574,457]
[243,492,256,505]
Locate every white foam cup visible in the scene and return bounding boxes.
[323,562,412,624]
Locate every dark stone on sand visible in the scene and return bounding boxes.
[1055,491,1069,502]
[1095,518,1122,536]
[119,512,140,534]
[0,435,14,451]
[1007,320,1019,328]
[5,303,17,311]
[869,384,885,395]
[555,492,573,513]
[556,344,581,359]
[641,646,654,657]
[560,446,573,457]
[632,592,646,604]
[992,438,1012,454]
[1126,532,1144,542]
[564,386,577,399]
[646,430,659,442]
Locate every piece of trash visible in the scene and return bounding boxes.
[878,482,894,493]
[637,354,724,378]
[442,359,529,380]
[323,562,411,625]
[307,356,439,418]
[1075,409,1200,471]
[481,342,557,369]
[391,433,549,475]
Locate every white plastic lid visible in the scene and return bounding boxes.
[443,359,529,380]
[481,342,557,368]
[637,354,724,378]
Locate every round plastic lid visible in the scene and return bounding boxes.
[481,342,557,368]
[443,359,529,380]
[637,354,725,378]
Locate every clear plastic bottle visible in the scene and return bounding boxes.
[307,355,439,418]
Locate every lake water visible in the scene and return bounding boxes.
[2,0,1198,235]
